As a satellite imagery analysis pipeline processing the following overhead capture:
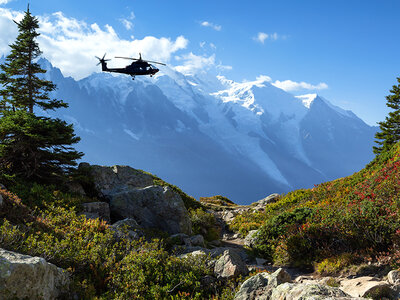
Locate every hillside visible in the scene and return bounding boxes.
[230,142,400,271]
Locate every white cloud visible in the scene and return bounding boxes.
[0,0,12,5]
[200,21,221,31]
[175,52,231,75]
[254,32,282,44]
[0,8,188,79]
[0,8,22,54]
[272,79,328,92]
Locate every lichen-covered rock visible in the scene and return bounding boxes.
[81,201,111,222]
[0,248,70,300]
[89,165,192,235]
[271,282,354,300]
[234,268,292,300]
[214,249,249,279]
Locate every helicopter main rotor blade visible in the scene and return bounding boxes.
[115,56,140,61]
[144,60,166,66]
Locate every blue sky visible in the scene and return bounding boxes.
[1,0,400,125]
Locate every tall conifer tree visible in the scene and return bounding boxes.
[0,6,83,181]
[374,77,400,154]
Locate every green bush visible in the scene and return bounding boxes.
[189,208,220,242]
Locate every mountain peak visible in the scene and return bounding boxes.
[296,93,318,109]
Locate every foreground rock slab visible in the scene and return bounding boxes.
[0,248,70,300]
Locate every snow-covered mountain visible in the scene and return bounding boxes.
[40,59,377,204]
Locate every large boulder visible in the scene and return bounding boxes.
[234,268,291,300]
[244,230,259,248]
[0,248,70,300]
[88,165,192,235]
[214,249,249,279]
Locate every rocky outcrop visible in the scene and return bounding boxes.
[214,249,249,279]
[88,164,192,235]
[234,268,291,300]
[81,201,111,222]
[0,248,70,300]
[252,193,280,210]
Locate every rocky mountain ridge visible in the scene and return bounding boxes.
[38,58,377,204]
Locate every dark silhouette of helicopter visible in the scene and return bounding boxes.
[95,53,166,79]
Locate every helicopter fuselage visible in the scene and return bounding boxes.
[100,60,159,77]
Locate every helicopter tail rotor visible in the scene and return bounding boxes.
[95,53,111,66]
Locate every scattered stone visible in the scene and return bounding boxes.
[244,230,259,248]
[81,201,111,222]
[340,276,393,298]
[234,268,291,300]
[214,249,249,279]
[0,248,70,300]
[388,270,400,285]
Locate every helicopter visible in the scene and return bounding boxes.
[95,53,166,79]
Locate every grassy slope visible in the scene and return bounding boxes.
[230,143,400,270]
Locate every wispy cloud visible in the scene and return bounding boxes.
[175,52,231,75]
[254,32,283,44]
[0,0,12,5]
[119,11,135,30]
[272,79,328,92]
[200,21,221,31]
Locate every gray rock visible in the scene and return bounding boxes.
[244,230,259,248]
[0,194,3,207]
[0,183,6,189]
[253,193,280,208]
[0,248,70,300]
[111,218,142,240]
[65,181,86,196]
[214,249,249,279]
[388,270,400,285]
[234,268,292,300]
[90,164,155,193]
[271,282,354,300]
[89,165,192,235]
[81,201,111,222]
[190,234,205,247]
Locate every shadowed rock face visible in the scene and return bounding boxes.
[0,248,70,300]
[89,164,192,235]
